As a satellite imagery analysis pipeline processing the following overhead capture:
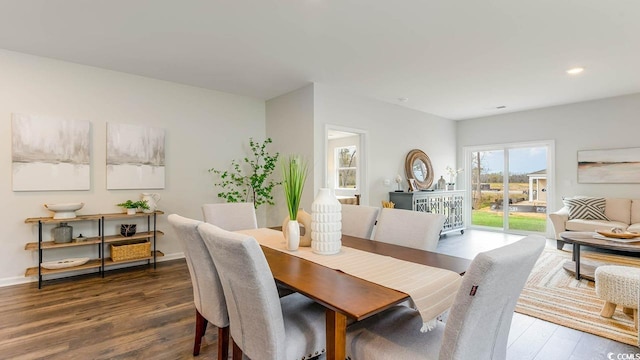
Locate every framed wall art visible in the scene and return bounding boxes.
[577,147,640,183]
[106,123,165,189]
[12,113,91,191]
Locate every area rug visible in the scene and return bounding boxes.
[515,247,640,346]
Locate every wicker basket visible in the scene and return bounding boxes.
[110,240,150,262]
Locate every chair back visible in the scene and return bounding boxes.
[342,204,379,239]
[167,214,228,328]
[197,222,286,360]
[202,202,258,231]
[373,208,445,251]
[439,235,545,360]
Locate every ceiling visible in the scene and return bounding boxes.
[0,1,638,120]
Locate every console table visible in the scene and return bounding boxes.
[389,191,465,235]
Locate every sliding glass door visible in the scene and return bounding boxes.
[467,141,553,234]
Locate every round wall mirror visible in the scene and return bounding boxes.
[404,149,434,190]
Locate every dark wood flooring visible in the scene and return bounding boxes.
[0,230,637,359]
[0,262,217,360]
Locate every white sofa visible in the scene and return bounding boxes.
[549,197,640,249]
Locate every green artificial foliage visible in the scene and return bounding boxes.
[116,200,150,210]
[282,155,308,220]
[208,138,280,209]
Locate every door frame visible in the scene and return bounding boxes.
[324,124,369,205]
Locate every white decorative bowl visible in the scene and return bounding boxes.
[41,257,90,270]
[44,203,85,219]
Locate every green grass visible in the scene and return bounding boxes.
[472,211,546,232]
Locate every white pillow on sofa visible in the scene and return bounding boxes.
[563,197,609,221]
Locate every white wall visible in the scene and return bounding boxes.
[456,93,640,212]
[0,50,265,286]
[313,84,457,208]
[265,84,315,227]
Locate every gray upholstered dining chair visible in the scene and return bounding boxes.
[373,207,446,251]
[167,214,229,358]
[203,202,295,298]
[197,222,327,360]
[341,204,380,239]
[202,202,258,231]
[345,235,545,360]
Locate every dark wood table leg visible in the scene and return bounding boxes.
[573,243,581,280]
[326,309,347,360]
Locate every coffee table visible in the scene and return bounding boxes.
[560,231,640,280]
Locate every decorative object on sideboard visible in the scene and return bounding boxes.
[44,202,84,219]
[140,193,161,213]
[120,224,137,237]
[52,222,73,243]
[445,166,463,191]
[437,176,447,190]
[311,188,342,255]
[110,240,151,262]
[382,201,395,208]
[116,200,150,215]
[41,257,90,270]
[404,149,434,190]
[408,178,419,192]
[394,174,403,192]
[281,155,309,251]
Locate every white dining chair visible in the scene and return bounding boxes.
[202,202,258,231]
[197,222,326,360]
[346,235,545,360]
[341,204,380,239]
[167,214,229,358]
[373,207,446,251]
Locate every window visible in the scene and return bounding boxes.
[465,140,553,235]
[335,145,357,189]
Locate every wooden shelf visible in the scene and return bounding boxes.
[25,210,164,224]
[25,237,101,250]
[25,259,102,276]
[105,251,164,265]
[104,231,164,244]
[24,210,164,288]
[24,231,164,251]
[24,251,165,277]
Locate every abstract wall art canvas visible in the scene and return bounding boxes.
[577,147,640,183]
[106,123,165,189]
[12,113,91,191]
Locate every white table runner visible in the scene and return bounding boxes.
[238,228,462,331]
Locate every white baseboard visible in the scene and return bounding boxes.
[0,276,33,287]
[159,252,185,262]
[0,252,186,288]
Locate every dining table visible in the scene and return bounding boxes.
[236,228,471,360]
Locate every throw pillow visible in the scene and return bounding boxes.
[563,197,609,221]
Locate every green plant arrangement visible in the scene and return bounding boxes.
[282,155,309,220]
[208,137,280,209]
[116,200,150,210]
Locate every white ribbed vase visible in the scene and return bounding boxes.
[311,188,342,255]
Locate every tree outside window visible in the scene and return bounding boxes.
[336,146,357,189]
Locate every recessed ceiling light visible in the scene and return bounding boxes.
[566,67,584,75]
[398,97,408,103]
[496,105,506,109]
